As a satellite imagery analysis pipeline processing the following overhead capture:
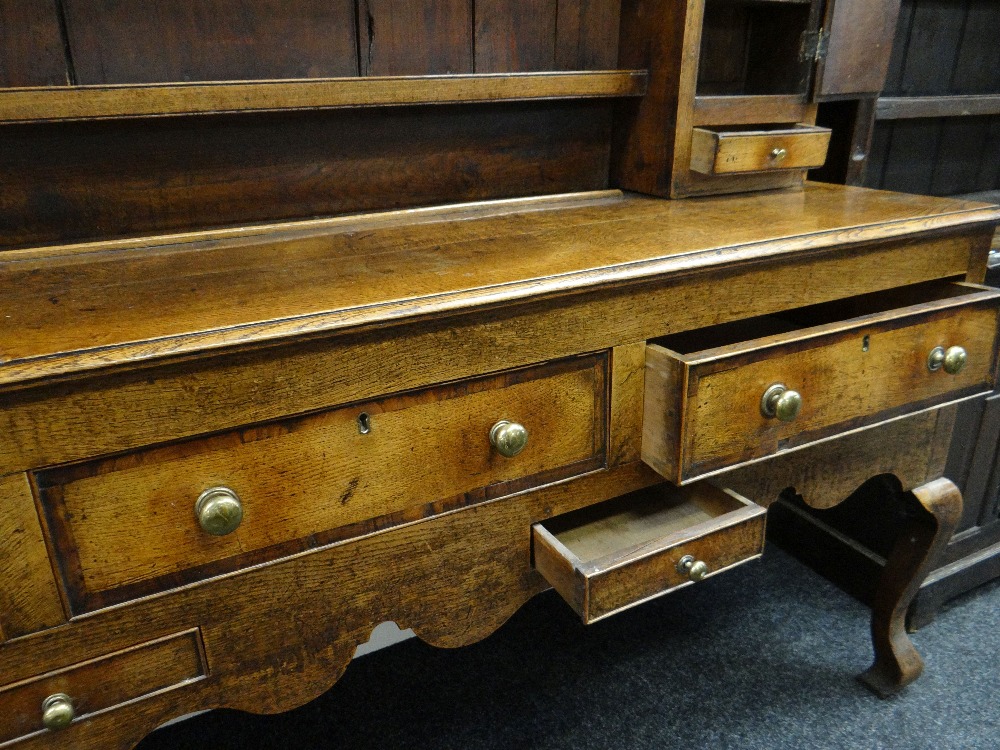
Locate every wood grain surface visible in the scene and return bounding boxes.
[0,629,205,745]
[37,355,608,610]
[0,185,994,386]
[0,472,66,640]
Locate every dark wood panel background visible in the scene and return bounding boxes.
[0,0,69,87]
[864,0,1000,196]
[3,0,624,85]
[0,101,614,249]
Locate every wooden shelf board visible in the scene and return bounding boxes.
[876,95,1000,121]
[693,95,814,126]
[0,71,648,124]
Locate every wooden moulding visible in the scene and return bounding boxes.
[0,70,648,123]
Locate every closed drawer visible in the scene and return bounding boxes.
[690,124,831,175]
[643,281,1000,484]
[0,629,205,745]
[37,354,608,613]
[533,483,765,624]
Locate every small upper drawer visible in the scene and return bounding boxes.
[643,281,1000,484]
[689,124,831,175]
[532,482,765,624]
[36,354,608,613]
[0,630,205,745]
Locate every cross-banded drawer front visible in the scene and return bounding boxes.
[643,281,1000,484]
[36,354,608,612]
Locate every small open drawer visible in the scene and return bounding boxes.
[690,124,831,175]
[642,280,1000,484]
[532,483,766,624]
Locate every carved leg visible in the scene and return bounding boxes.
[859,477,962,697]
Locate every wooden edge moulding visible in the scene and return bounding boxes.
[0,71,648,123]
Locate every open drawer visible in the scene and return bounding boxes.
[642,280,1000,484]
[690,124,831,175]
[532,483,765,624]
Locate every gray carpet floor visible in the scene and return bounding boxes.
[137,543,1000,749]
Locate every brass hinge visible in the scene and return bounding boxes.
[800,29,830,63]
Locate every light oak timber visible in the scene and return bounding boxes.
[724,406,957,510]
[0,473,66,640]
[643,283,1000,482]
[0,462,663,748]
[0,220,993,477]
[0,629,206,745]
[608,342,647,466]
[1,185,997,388]
[37,355,608,611]
[689,124,831,175]
[0,71,648,123]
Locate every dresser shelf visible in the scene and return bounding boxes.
[0,70,648,124]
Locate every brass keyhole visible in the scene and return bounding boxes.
[357,412,372,434]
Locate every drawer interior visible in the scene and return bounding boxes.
[533,482,766,622]
[653,280,985,356]
[539,483,750,565]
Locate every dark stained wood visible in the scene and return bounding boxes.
[931,117,992,196]
[0,100,614,249]
[896,0,965,97]
[475,0,558,73]
[859,478,963,696]
[0,0,69,87]
[876,95,1000,120]
[951,1,1000,95]
[692,95,814,127]
[358,0,472,75]
[817,0,902,98]
[62,0,359,84]
[555,0,622,70]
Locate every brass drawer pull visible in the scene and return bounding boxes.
[489,420,529,457]
[41,693,74,731]
[927,346,967,375]
[195,487,244,536]
[770,147,788,163]
[760,383,803,422]
[676,555,709,582]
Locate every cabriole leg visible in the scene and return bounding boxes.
[859,477,962,697]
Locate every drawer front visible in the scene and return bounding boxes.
[0,630,205,745]
[533,483,766,624]
[37,354,608,612]
[643,283,1000,483]
[690,125,831,175]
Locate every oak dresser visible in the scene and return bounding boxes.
[1,1,998,748]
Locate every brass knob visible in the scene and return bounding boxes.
[928,346,967,375]
[195,487,243,536]
[489,420,529,458]
[770,147,788,163]
[677,555,709,582]
[761,383,803,422]
[41,693,74,731]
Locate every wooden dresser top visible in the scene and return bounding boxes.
[2,183,997,387]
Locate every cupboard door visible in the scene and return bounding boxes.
[817,0,903,98]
